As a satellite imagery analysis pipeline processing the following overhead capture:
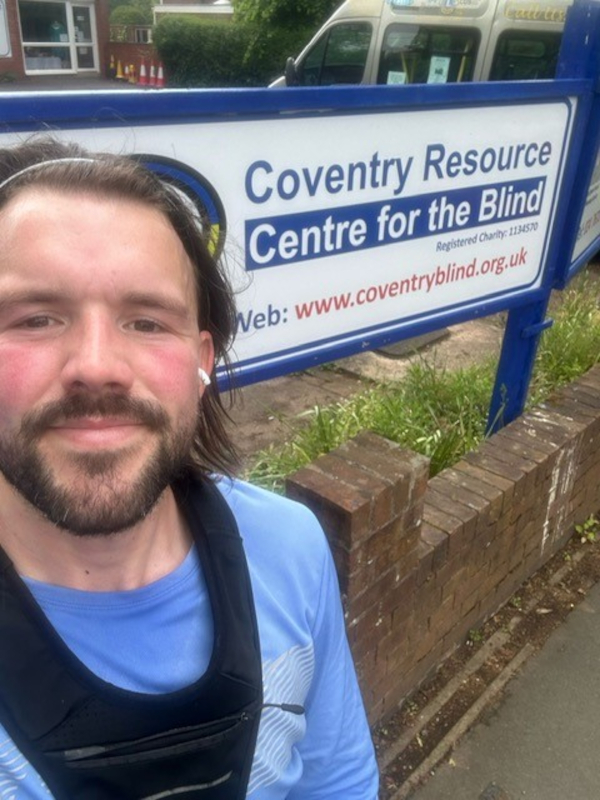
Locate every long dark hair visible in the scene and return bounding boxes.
[0,137,239,476]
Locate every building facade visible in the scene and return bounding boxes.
[0,0,109,79]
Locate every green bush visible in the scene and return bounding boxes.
[110,4,148,25]
[153,16,313,87]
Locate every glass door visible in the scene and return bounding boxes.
[19,0,97,73]
[72,4,94,69]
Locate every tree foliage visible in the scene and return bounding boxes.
[154,16,312,87]
[235,0,341,27]
[109,0,153,25]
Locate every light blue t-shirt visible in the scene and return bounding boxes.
[0,478,379,799]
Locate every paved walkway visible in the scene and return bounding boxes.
[407,581,600,800]
[0,75,140,92]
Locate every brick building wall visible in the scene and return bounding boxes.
[0,0,26,78]
[287,364,600,726]
[95,0,110,75]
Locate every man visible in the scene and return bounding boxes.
[0,138,379,799]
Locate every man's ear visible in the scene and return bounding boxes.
[198,331,215,393]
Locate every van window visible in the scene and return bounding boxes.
[489,31,562,80]
[377,24,479,85]
[298,22,372,86]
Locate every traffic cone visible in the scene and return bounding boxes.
[128,63,136,84]
[116,59,124,80]
[138,59,148,86]
[156,62,165,89]
[149,62,156,87]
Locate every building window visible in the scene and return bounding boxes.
[19,0,97,72]
[134,26,152,44]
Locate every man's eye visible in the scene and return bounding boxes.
[19,315,56,329]
[130,319,164,333]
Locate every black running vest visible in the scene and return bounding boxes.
[0,477,263,800]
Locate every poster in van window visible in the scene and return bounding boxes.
[0,99,571,380]
[571,150,600,265]
[428,56,451,82]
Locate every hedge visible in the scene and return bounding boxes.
[153,16,313,87]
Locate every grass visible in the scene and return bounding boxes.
[529,278,600,403]
[245,274,600,493]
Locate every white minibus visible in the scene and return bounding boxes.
[273,0,573,88]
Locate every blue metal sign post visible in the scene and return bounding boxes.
[487,0,600,432]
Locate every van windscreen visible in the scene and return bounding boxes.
[377,24,480,85]
[489,31,562,81]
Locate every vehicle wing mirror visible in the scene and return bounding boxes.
[285,57,299,86]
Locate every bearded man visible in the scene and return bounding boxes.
[0,137,378,800]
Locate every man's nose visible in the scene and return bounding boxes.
[60,313,135,393]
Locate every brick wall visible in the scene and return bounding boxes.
[95,0,110,75]
[1,0,26,78]
[286,364,600,725]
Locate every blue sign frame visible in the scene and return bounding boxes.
[553,0,600,286]
[0,0,598,429]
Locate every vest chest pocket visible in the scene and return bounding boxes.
[47,711,254,769]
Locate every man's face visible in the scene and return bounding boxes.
[0,188,213,535]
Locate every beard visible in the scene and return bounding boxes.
[0,393,196,537]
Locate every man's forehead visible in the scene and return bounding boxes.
[0,184,162,222]
[0,187,200,311]
[0,185,186,255]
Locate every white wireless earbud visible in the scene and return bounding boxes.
[198,368,212,387]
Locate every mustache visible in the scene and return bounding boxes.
[21,394,169,437]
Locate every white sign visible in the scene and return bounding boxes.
[0,98,574,379]
[572,149,600,263]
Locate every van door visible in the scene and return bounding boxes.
[374,0,496,85]
[376,24,481,85]
[292,20,377,86]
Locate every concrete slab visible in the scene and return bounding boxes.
[0,75,138,92]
